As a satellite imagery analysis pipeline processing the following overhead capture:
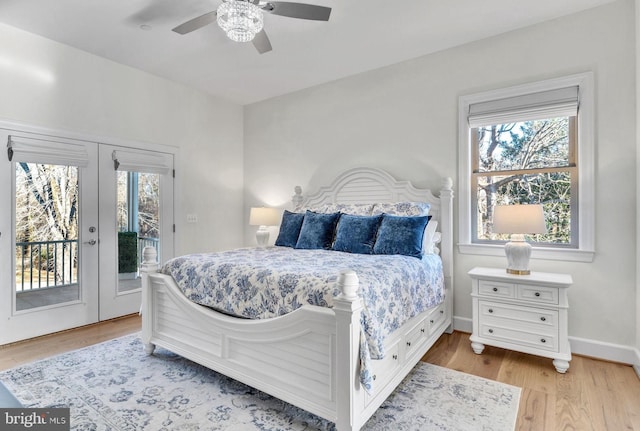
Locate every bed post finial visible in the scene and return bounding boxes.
[442,177,453,191]
[337,270,359,300]
[292,185,304,210]
[142,246,157,266]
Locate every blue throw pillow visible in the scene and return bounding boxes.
[295,211,341,250]
[333,214,383,254]
[274,210,305,247]
[373,214,430,258]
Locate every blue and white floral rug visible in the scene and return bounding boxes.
[0,334,520,430]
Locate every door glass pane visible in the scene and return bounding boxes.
[117,171,160,293]
[15,163,80,311]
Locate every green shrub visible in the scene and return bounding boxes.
[118,231,138,273]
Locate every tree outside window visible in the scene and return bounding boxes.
[116,171,160,238]
[472,117,577,247]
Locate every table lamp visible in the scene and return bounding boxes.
[492,204,547,275]
[249,207,281,246]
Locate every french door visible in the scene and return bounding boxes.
[98,144,174,320]
[0,125,174,344]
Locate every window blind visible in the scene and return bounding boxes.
[112,149,171,175]
[7,135,90,167]
[468,86,579,128]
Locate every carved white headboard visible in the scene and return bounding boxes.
[292,167,454,288]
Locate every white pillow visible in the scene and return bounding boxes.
[423,219,440,255]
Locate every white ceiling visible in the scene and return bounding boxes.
[0,0,617,105]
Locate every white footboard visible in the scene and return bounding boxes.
[142,263,344,421]
[140,249,451,431]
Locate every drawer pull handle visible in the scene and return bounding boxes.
[541,338,546,343]
[406,341,412,347]
[488,309,494,313]
[540,316,546,322]
[488,329,494,334]
[492,287,498,292]
[392,354,398,360]
[440,310,444,314]
[373,375,377,381]
[422,327,427,332]
[535,292,541,297]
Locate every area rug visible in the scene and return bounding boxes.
[0,334,520,430]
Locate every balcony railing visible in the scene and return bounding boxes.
[15,237,160,292]
[15,239,78,292]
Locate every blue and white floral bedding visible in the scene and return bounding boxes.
[161,247,444,391]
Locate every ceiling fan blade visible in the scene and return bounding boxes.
[252,29,273,54]
[263,2,331,21]
[172,11,217,35]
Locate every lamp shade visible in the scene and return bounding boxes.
[249,207,281,226]
[493,205,547,234]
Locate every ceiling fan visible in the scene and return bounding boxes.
[172,0,332,54]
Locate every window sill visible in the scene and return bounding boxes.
[458,243,595,263]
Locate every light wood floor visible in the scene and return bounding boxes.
[421,330,640,431]
[1,315,639,430]
[0,314,141,371]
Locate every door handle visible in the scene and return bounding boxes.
[83,239,97,245]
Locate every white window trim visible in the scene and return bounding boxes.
[458,72,595,262]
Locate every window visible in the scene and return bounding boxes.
[15,162,80,310]
[458,73,594,262]
[8,135,89,311]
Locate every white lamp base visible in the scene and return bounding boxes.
[255,226,269,247]
[504,234,532,275]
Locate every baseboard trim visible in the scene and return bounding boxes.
[452,315,639,369]
[453,316,472,334]
[569,336,638,365]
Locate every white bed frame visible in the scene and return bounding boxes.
[140,167,454,431]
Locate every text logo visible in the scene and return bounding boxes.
[1,408,70,430]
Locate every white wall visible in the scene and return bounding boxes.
[244,0,637,352]
[0,23,244,254]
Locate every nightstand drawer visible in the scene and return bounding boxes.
[517,284,559,305]
[479,323,558,352]
[478,280,515,299]
[479,301,558,331]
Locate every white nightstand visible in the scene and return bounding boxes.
[468,267,573,373]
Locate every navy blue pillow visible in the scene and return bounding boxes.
[274,210,305,247]
[373,214,430,258]
[295,211,341,250]
[332,214,383,254]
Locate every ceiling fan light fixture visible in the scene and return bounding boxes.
[217,0,264,43]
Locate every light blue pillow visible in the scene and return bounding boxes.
[373,214,430,258]
[274,210,305,247]
[332,214,383,254]
[295,211,341,250]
